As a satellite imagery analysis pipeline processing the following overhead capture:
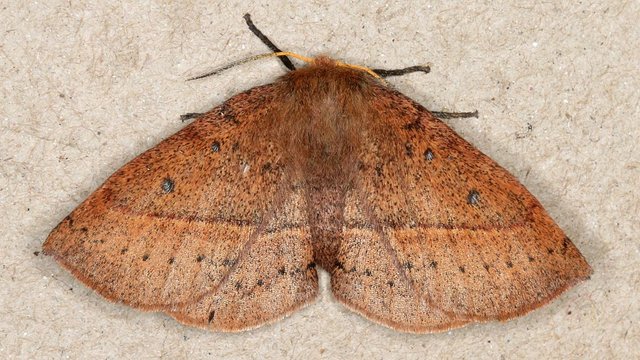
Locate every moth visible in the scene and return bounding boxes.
[44,14,592,333]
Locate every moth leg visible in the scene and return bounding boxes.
[372,65,431,77]
[431,110,479,119]
[180,112,205,122]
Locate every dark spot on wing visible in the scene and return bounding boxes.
[375,164,383,176]
[467,189,480,205]
[561,237,570,255]
[402,118,424,131]
[161,178,174,193]
[220,104,237,123]
[405,142,414,157]
[222,259,236,266]
[424,148,434,161]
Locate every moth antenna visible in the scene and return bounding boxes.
[188,52,386,81]
[187,52,314,81]
[243,13,296,71]
[372,65,431,77]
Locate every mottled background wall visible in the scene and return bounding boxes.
[1,1,638,358]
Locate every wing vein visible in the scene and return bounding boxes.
[180,175,298,308]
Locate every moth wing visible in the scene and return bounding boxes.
[332,194,470,332]
[332,86,592,332]
[43,85,318,331]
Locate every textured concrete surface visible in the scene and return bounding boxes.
[1,1,638,359]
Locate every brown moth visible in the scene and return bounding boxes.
[43,15,592,333]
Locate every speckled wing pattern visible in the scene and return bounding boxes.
[43,85,318,331]
[331,86,592,332]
